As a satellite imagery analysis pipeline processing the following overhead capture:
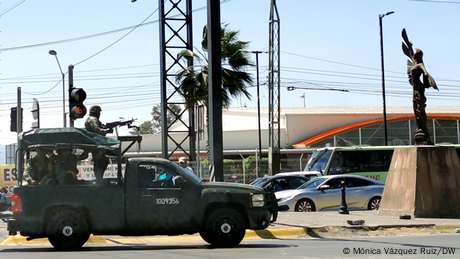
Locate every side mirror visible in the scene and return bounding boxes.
[174,176,185,187]
[318,184,330,190]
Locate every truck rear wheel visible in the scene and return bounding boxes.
[46,210,90,250]
[202,208,246,248]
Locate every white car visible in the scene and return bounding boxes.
[276,175,384,212]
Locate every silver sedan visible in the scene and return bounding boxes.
[276,175,384,212]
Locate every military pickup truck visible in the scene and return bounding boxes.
[7,128,278,250]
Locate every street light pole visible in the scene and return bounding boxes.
[379,11,394,146]
[254,51,262,161]
[49,50,66,127]
[250,50,268,177]
[300,92,306,107]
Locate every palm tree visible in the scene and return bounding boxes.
[176,24,253,157]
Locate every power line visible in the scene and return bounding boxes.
[0,1,227,52]
[407,0,460,3]
[0,0,26,17]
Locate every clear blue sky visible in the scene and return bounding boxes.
[1,0,460,146]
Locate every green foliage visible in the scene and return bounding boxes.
[175,24,253,109]
[130,104,182,135]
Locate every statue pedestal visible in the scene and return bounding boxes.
[378,146,460,218]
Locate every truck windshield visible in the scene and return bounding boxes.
[305,150,333,171]
[169,162,203,184]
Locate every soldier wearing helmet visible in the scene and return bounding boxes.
[85,105,110,184]
[85,105,111,136]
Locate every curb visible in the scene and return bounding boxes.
[1,234,109,246]
[2,225,459,246]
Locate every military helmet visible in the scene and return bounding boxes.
[89,105,102,114]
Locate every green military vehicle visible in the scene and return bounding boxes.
[7,128,278,250]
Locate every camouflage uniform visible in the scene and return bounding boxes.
[85,105,110,184]
[39,152,56,185]
[24,150,54,185]
[85,116,108,136]
[53,149,88,185]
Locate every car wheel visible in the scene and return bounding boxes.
[295,199,316,212]
[46,210,90,251]
[202,208,246,248]
[368,197,381,210]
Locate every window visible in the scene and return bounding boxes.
[330,150,393,174]
[288,177,308,189]
[138,164,177,188]
[138,164,158,188]
[345,177,374,188]
[324,178,344,189]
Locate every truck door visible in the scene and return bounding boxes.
[125,162,200,233]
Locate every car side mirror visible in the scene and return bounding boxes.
[174,176,185,187]
[318,184,330,190]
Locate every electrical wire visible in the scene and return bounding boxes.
[0,0,25,17]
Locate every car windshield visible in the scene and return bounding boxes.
[250,177,272,187]
[297,177,328,190]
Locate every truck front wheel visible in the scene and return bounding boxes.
[46,210,90,250]
[201,208,246,248]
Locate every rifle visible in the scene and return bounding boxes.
[104,118,137,130]
[104,118,142,152]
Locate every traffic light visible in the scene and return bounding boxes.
[10,107,23,132]
[69,87,87,120]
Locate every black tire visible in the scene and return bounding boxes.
[46,210,90,251]
[202,208,246,248]
[199,230,213,244]
[368,197,381,210]
[294,199,316,212]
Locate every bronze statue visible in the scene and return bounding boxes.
[402,28,438,145]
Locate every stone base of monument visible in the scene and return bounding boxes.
[378,145,460,218]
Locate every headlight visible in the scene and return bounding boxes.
[277,196,294,202]
[251,194,265,207]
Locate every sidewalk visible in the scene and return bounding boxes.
[270,210,460,237]
[2,210,460,246]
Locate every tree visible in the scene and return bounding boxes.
[130,104,182,135]
[175,24,253,156]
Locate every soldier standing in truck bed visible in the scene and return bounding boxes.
[85,105,111,185]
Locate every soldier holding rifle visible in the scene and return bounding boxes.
[85,105,137,184]
[85,105,111,184]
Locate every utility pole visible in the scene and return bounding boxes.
[158,0,195,161]
[207,0,223,181]
[69,65,75,127]
[269,0,281,175]
[251,50,268,178]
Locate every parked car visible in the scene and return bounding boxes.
[276,175,384,212]
[250,171,322,192]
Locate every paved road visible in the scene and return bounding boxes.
[2,210,460,247]
[1,234,460,258]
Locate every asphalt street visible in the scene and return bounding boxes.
[1,234,460,259]
[2,210,460,247]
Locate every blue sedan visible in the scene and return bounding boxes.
[275,175,384,212]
